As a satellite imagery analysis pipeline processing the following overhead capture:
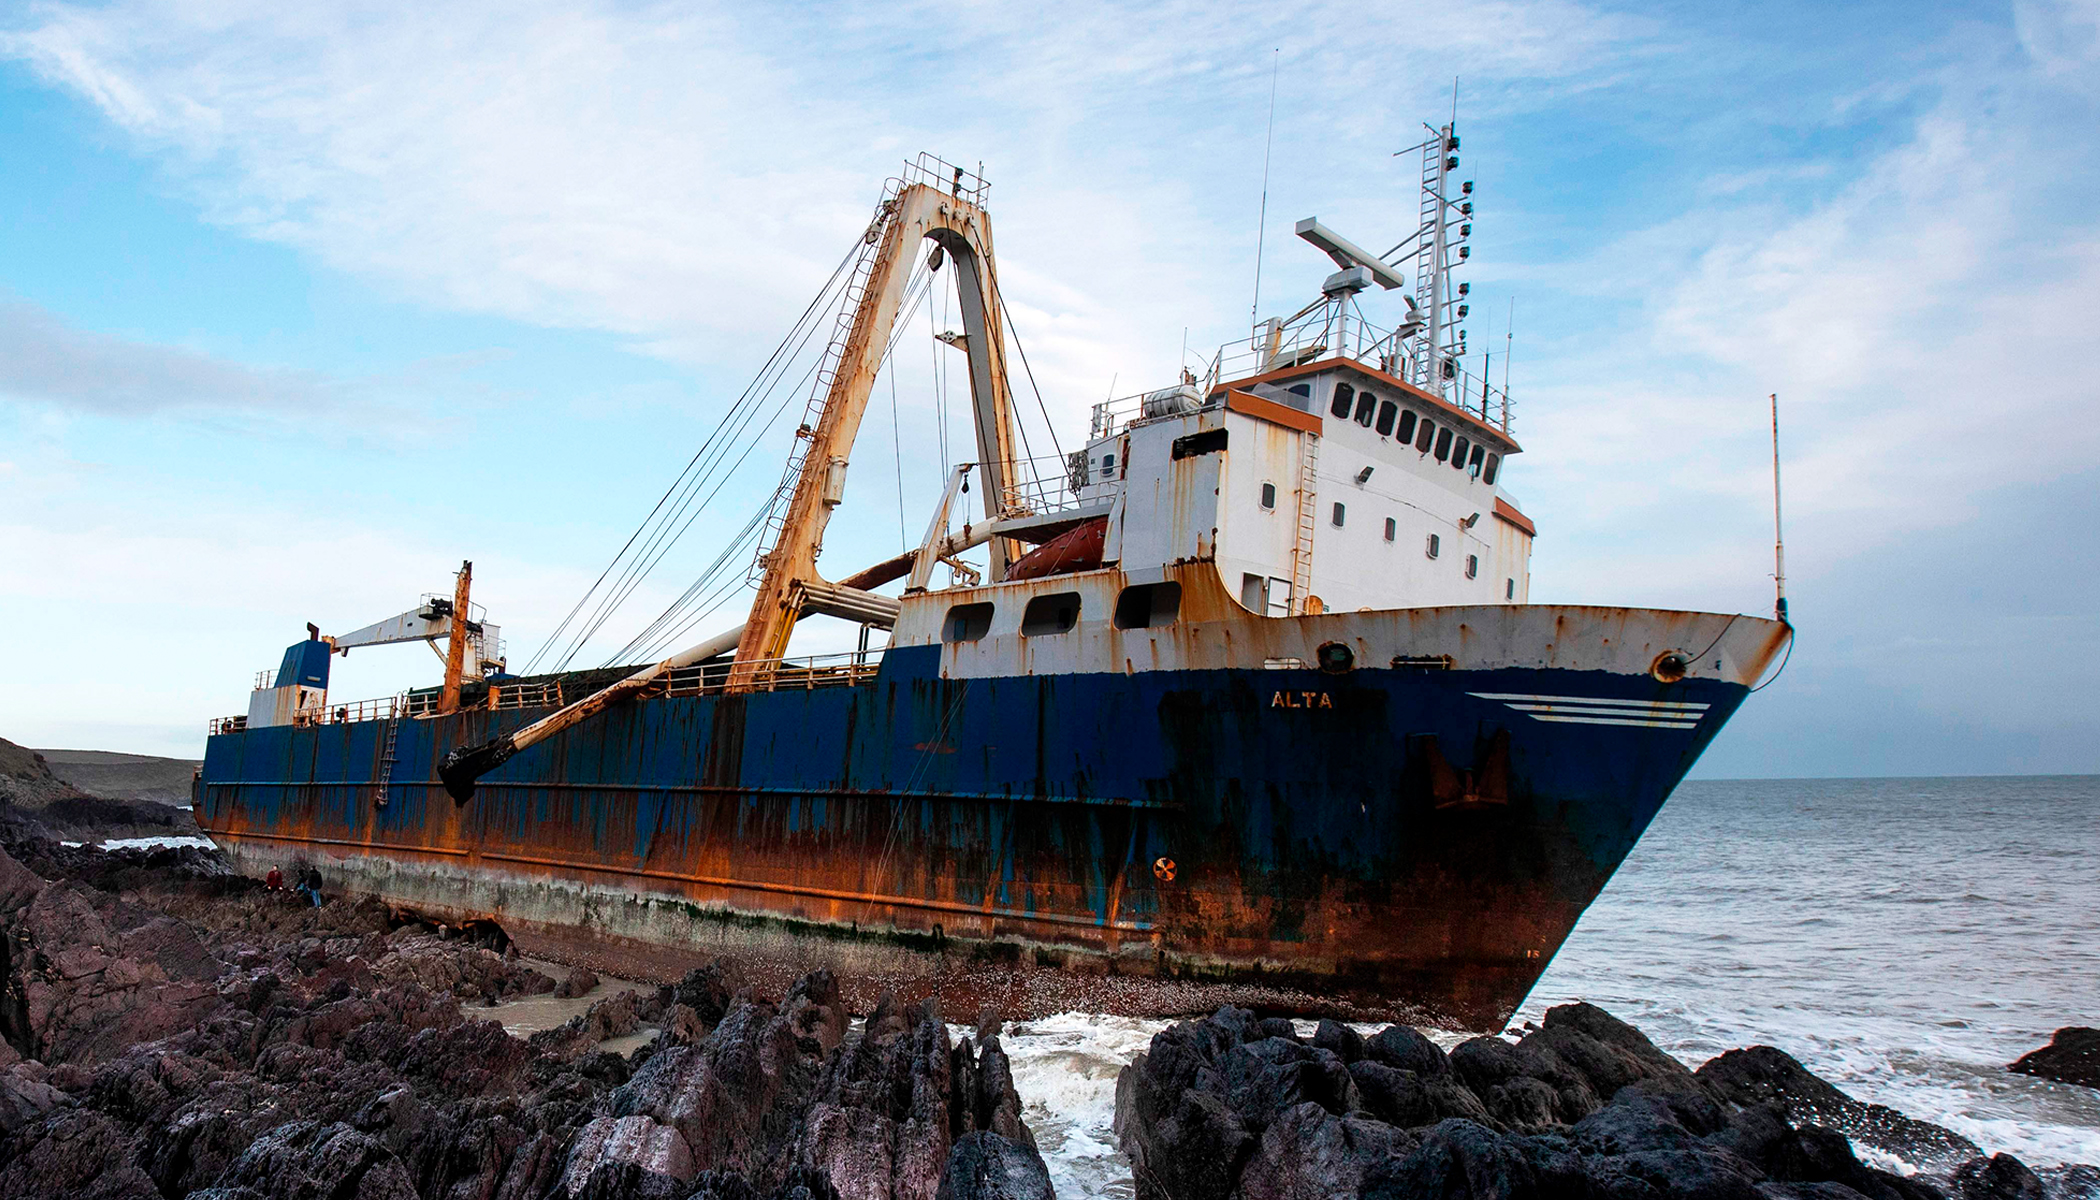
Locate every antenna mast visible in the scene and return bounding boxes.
[1771,392,1789,624]
[1251,49,1280,326]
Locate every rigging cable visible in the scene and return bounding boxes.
[525,232,869,674]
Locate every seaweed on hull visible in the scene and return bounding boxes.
[1115,1004,2100,1200]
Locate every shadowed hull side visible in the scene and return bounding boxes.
[196,646,1744,1029]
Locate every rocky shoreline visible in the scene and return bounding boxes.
[1,835,2092,1200]
[1112,1006,2098,1199]
[0,837,1050,1200]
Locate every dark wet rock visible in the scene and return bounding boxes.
[0,1062,64,1133]
[1950,1153,2046,1200]
[1524,1001,1705,1101]
[1348,1060,1440,1128]
[556,964,600,999]
[1366,1023,1451,1078]
[2007,1028,2100,1091]
[1239,1102,1414,1200]
[1256,1016,1301,1042]
[1698,1046,1980,1172]
[1316,1018,1367,1064]
[372,932,556,1003]
[530,986,653,1061]
[936,1131,1053,1200]
[0,1107,161,1199]
[207,1119,419,1200]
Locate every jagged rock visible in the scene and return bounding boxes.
[1315,1018,1367,1064]
[207,1119,419,1200]
[0,1107,162,1198]
[1523,1001,1704,1100]
[1238,1101,1413,1200]
[936,1131,1053,1200]
[0,1062,64,1133]
[1950,1154,2045,1200]
[2006,1027,2100,1091]
[1698,1046,1980,1172]
[1365,1023,1451,1078]
[530,987,653,1061]
[560,1114,697,1198]
[556,964,601,999]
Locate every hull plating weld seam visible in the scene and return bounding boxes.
[207,828,1157,933]
[200,779,1177,810]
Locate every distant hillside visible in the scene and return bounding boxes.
[1,736,79,808]
[2,735,200,840]
[34,747,199,807]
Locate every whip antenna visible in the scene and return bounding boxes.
[1251,48,1280,325]
[1771,392,1788,623]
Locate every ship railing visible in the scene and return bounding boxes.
[488,680,565,711]
[660,649,884,697]
[208,715,248,736]
[293,694,405,727]
[1165,309,1514,437]
[900,152,989,206]
[253,669,274,690]
[998,452,1101,518]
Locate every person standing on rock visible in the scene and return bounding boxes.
[298,865,323,907]
[265,866,284,891]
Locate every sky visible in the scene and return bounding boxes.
[0,0,2095,777]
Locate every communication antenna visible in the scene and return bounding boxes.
[1251,48,1280,325]
[1771,392,1789,624]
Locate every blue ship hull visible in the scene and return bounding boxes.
[197,642,1747,1028]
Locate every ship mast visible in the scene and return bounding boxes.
[730,161,1020,690]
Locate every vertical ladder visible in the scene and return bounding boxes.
[373,717,400,808]
[1290,433,1320,613]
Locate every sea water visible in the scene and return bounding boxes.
[998,775,2100,1199]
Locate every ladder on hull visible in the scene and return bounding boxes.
[373,718,400,808]
[1290,433,1320,613]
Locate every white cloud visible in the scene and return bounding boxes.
[0,296,331,413]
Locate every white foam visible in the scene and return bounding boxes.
[99,835,215,851]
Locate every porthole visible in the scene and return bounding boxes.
[1260,482,1277,510]
[1506,578,1516,600]
[1465,554,1479,579]
[1426,533,1441,559]
[1384,517,1397,542]
[1316,642,1356,674]
[1331,502,1346,528]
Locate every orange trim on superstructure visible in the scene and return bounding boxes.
[1224,389,1324,435]
[1493,497,1536,537]
[1213,356,1520,453]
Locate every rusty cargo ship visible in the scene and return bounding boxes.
[195,141,1791,1029]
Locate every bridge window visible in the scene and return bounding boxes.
[1354,390,1376,426]
[1021,592,1082,636]
[1395,410,1417,444]
[1468,444,1486,476]
[1384,517,1397,542]
[1375,400,1398,436]
[1260,482,1277,510]
[1451,435,1470,470]
[1331,502,1346,528]
[1434,428,1453,463]
[1330,382,1355,418]
[1115,582,1182,629]
[1426,533,1441,559]
[1416,419,1436,453]
[1483,453,1499,484]
[1466,555,1479,579]
[1288,382,1311,398]
[1506,578,1516,600]
[1101,453,1116,478]
[944,602,994,643]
